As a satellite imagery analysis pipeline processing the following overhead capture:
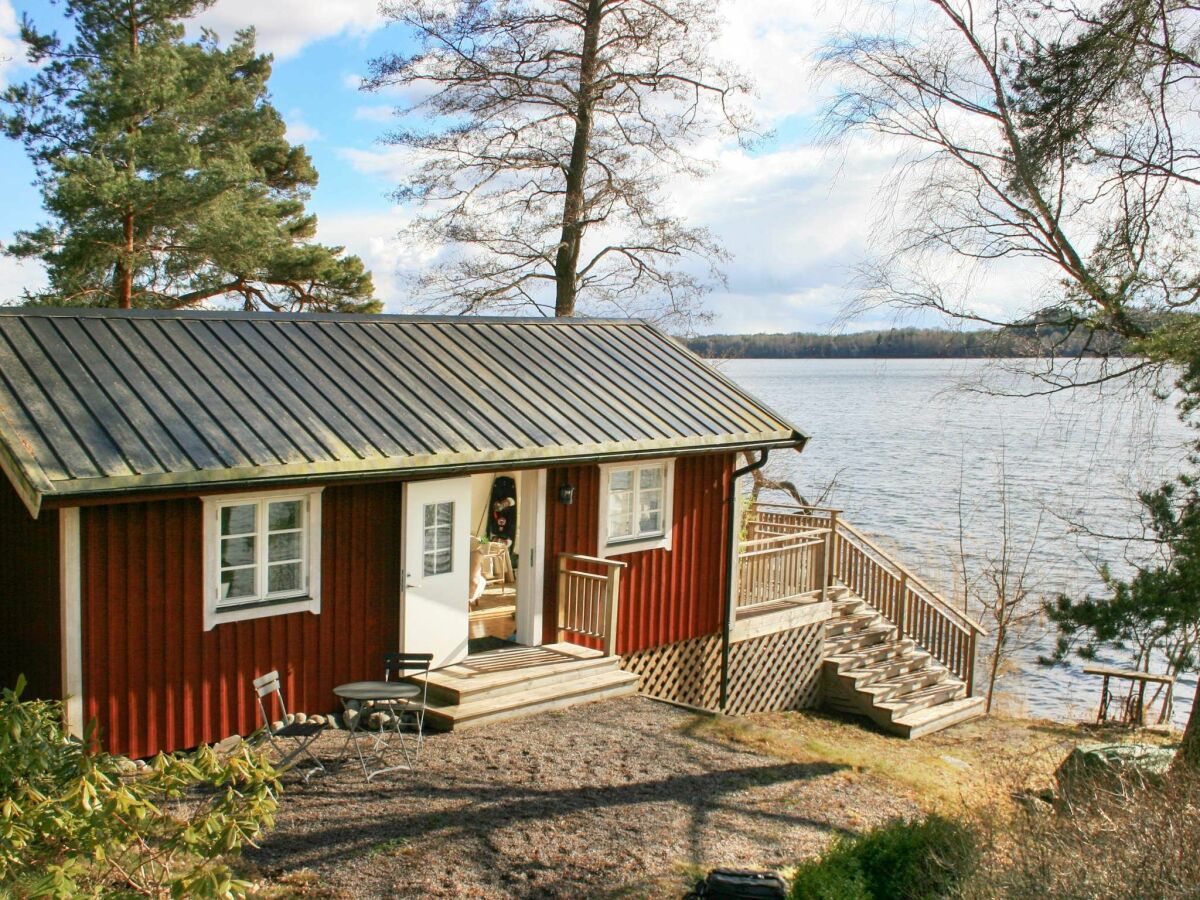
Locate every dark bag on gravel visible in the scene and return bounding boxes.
[686,868,788,899]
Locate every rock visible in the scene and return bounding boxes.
[272,719,285,733]
[115,757,138,776]
[308,714,326,727]
[293,712,307,725]
[284,713,296,725]
[940,754,970,770]
[1055,743,1177,798]
[214,734,242,755]
[342,708,359,730]
[134,759,148,770]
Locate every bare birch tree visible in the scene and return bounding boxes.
[955,451,1046,713]
[820,0,1200,390]
[365,0,755,329]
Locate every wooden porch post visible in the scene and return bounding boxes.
[604,564,621,657]
[822,510,838,603]
[556,555,569,645]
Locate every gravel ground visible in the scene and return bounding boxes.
[250,696,918,898]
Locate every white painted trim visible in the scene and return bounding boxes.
[202,487,323,631]
[515,468,547,645]
[597,457,675,558]
[59,507,83,738]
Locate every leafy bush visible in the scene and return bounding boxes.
[0,677,281,898]
[789,814,979,900]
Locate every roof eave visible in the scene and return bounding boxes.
[38,435,804,509]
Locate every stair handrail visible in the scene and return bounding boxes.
[744,501,986,693]
[835,519,987,638]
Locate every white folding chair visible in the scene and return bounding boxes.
[252,670,326,781]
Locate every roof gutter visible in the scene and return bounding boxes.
[720,448,771,712]
[38,436,805,510]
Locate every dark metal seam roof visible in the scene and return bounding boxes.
[0,309,807,515]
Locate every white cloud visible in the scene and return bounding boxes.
[0,0,24,89]
[283,110,321,144]
[0,255,47,305]
[339,145,419,184]
[317,208,439,311]
[195,0,385,59]
[354,105,397,124]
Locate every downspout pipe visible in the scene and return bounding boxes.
[720,448,770,712]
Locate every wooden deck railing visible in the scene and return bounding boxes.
[737,528,829,607]
[556,553,627,656]
[744,503,987,693]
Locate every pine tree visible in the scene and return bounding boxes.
[2,0,378,312]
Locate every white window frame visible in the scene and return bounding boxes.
[202,487,323,630]
[597,458,675,558]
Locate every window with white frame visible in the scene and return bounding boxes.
[422,501,454,576]
[598,459,674,556]
[203,489,322,630]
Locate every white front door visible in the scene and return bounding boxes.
[403,477,472,668]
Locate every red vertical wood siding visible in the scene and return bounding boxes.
[543,453,733,653]
[0,477,60,699]
[80,482,401,759]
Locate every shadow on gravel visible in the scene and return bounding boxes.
[251,758,848,872]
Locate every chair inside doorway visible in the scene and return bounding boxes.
[468,473,520,653]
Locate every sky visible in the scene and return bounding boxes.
[0,0,1042,334]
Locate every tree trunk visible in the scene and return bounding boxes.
[117,211,134,308]
[1175,693,1200,772]
[116,2,138,310]
[553,0,603,318]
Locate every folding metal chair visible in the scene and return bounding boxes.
[252,670,326,781]
[383,652,434,759]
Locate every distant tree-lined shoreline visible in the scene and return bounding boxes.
[686,325,1123,359]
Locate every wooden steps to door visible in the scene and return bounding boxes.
[409,642,640,731]
[822,589,984,738]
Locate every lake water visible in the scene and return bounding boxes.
[721,357,1196,727]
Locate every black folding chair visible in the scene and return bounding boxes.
[383,652,434,759]
[252,670,326,781]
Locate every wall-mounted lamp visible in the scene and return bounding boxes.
[558,482,576,505]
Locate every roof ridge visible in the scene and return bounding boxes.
[0,307,650,327]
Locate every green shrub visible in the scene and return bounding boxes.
[0,676,281,898]
[789,814,978,900]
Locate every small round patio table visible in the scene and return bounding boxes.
[334,681,421,781]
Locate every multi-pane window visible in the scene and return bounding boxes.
[422,501,454,577]
[606,462,667,544]
[217,496,308,608]
[204,489,321,629]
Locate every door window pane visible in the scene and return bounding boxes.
[423,501,454,577]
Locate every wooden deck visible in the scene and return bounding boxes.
[410,642,640,730]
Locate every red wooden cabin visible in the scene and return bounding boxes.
[0,308,830,758]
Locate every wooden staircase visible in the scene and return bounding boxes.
[411,643,640,731]
[822,587,985,738]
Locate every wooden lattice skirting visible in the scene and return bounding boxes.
[621,622,824,715]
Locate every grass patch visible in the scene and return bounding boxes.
[684,708,1172,813]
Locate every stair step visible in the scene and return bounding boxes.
[862,667,948,702]
[412,643,618,704]
[878,681,966,719]
[825,623,898,653]
[423,669,640,730]
[824,612,880,637]
[825,638,916,670]
[844,653,934,688]
[831,598,865,616]
[892,696,986,739]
